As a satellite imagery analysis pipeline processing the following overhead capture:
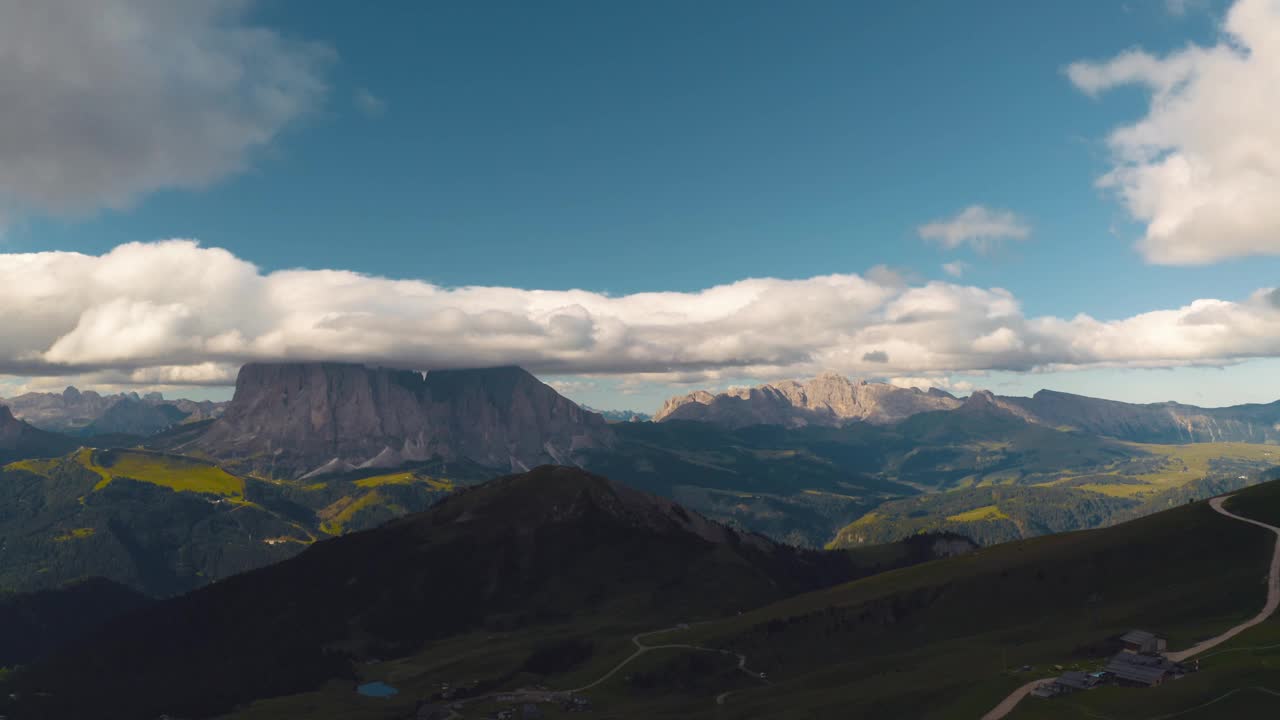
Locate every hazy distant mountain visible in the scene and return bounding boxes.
[3,386,225,436]
[582,405,652,422]
[654,372,962,429]
[0,404,78,463]
[191,363,616,479]
[999,389,1280,444]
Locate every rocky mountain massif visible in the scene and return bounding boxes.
[657,373,1280,443]
[189,363,616,479]
[2,386,225,437]
[654,372,962,428]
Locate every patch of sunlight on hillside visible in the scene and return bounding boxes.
[84,449,244,497]
[319,492,385,535]
[944,504,1010,522]
[3,457,61,477]
[354,472,454,491]
[52,527,95,542]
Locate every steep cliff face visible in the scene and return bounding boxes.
[1000,390,1280,443]
[654,372,962,429]
[192,363,615,478]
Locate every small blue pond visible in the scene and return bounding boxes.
[357,681,400,698]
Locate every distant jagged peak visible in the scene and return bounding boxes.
[962,388,997,407]
[654,371,962,428]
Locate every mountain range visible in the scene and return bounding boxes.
[656,374,1280,443]
[654,372,962,428]
[4,361,1280,601]
[2,386,225,437]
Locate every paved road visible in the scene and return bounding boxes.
[979,493,1280,719]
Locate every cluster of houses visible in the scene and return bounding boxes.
[1031,630,1196,699]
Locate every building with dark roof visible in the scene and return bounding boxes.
[1054,671,1097,692]
[1105,651,1181,687]
[1119,629,1167,654]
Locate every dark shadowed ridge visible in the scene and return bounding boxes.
[0,577,153,666]
[12,466,881,720]
[0,404,78,463]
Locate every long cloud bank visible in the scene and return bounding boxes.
[2,240,1279,386]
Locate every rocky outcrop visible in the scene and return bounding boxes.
[2,388,225,436]
[999,390,1280,444]
[654,372,963,429]
[191,363,616,479]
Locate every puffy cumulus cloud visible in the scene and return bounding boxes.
[4,240,1280,386]
[918,206,1031,252]
[0,0,329,228]
[1068,0,1280,264]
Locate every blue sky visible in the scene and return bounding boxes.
[3,0,1280,412]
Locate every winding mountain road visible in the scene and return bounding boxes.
[980,494,1280,720]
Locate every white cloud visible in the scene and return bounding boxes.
[942,261,968,278]
[918,206,1031,252]
[354,88,387,117]
[1068,0,1280,264]
[0,0,329,229]
[2,240,1280,387]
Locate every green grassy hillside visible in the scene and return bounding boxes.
[171,481,1280,720]
[667,491,1278,718]
[0,451,473,596]
[9,473,1277,720]
[831,442,1279,548]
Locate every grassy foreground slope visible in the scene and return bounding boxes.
[220,482,1280,720]
[1005,479,1280,719]
[666,490,1277,719]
